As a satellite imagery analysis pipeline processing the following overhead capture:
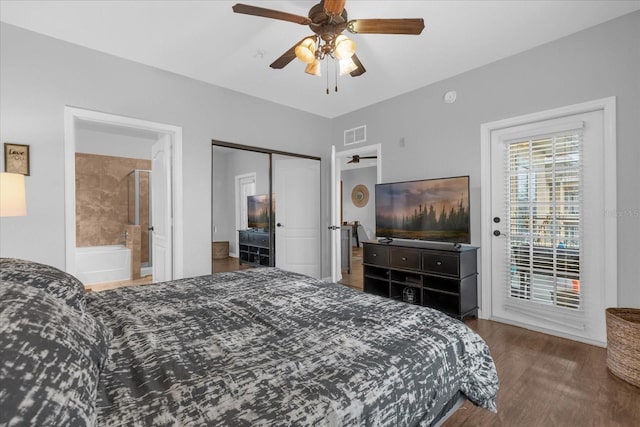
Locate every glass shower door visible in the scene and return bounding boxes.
[127,169,152,276]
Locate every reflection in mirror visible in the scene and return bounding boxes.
[212,145,271,273]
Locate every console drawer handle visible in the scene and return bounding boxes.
[372,253,377,257]
[402,257,407,261]
[436,261,442,265]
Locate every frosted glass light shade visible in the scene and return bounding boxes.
[0,172,27,217]
[339,57,358,75]
[295,38,317,64]
[334,35,355,60]
[305,60,322,76]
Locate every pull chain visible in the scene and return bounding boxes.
[326,58,329,95]
[335,59,338,92]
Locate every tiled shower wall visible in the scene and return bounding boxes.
[75,153,151,264]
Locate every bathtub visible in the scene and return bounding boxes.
[76,245,131,285]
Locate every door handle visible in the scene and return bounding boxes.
[148,226,154,231]
[277,223,284,227]
[328,225,341,230]
[493,230,507,237]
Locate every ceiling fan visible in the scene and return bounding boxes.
[347,154,377,164]
[232,0,424,85]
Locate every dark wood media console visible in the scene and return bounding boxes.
[238,229,272,267]
[362,240,479,320]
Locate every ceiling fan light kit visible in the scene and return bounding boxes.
[339,57,358,76]
[232,1,424,92]
[305,60,322,76]
[333,35,356,60]
[295,37,318,64]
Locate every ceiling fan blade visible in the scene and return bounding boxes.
[232,3,312,26]
[349,53,366,77]
[347,159,355,164]
[270,36,316,69]
[323,0,347,17]
[347,18,425,35]
[359,156,377,159]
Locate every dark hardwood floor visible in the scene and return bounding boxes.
[445,319,640,426]
[338,246,363,290]
[212,255,254,273]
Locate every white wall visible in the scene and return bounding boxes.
[0,23,331,278]
[331,11,640,306]
[341,167,376,242]
[212,148,232,248]
[76,126,156,160]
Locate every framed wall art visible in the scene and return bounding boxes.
[351,184,369,208]
[4,143,30,176]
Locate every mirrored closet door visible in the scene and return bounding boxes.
[211,142,321,278]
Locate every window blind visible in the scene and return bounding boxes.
[503,124,585,328]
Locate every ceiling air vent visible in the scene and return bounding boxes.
[344,125,366,146]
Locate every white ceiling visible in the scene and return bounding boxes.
[2,1,639,118]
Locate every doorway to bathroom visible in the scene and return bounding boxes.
[64,107,183,290]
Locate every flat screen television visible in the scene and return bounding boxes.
[247,194,274,230]
[375,176,470,244]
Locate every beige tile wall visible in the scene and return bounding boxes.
[76,153,151,266]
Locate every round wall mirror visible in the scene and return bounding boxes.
[351,184,369,208]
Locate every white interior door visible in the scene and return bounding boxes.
[274,155,321,278]
[489,109,611,345]
[236,174,256,231]
[330,144,382,283]
[234,173,256,256]
[151,136,172,282]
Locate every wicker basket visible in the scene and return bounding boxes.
[606,308,640,388]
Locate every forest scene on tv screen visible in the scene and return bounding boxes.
[247,194,273,229]
[376,176,470,243]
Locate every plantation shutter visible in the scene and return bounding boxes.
[502,121,585,329]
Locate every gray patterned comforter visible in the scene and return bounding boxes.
[86,268,498,426]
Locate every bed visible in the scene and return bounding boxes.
[0,258,499,426]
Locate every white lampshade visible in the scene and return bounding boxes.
[0,172,27,217]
